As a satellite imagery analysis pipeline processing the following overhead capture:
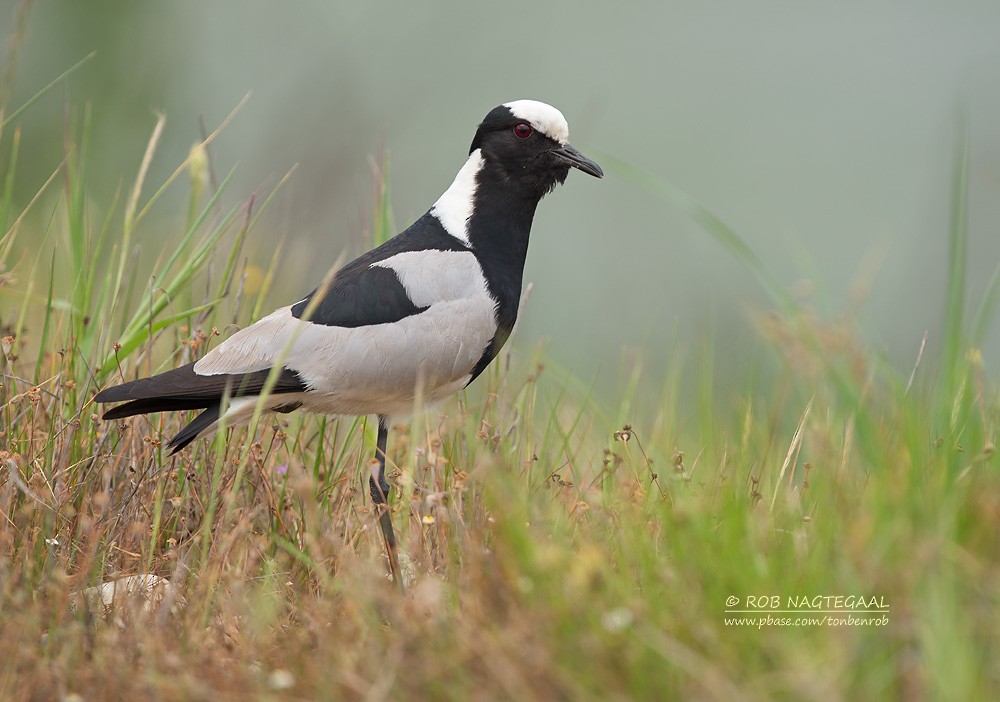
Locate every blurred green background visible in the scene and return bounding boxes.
[3,0,1000,394]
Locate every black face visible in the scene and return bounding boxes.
[469,105,603,198]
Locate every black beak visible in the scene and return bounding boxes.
[551,143,604,178]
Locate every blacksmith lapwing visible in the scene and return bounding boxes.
[95,100,603,587]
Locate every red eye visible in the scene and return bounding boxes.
[513,123,533,139]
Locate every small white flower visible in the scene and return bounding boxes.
[268,669,295,690]
[601,607,634,633]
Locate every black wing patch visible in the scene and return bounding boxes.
[290,213,469,328]
[95,363,306,420]
[291,265,427,327]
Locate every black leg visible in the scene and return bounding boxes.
[369,415,403,591]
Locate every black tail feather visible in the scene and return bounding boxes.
[95,363,305,407]
[167,405,222,454]
[102,396,218,420]
[95,362,307,452]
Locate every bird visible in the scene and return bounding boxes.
[94,100,603,588]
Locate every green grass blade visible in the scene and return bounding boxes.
[938,111,972,465]
[78,186,121,353]
[600,154,795,311]
[65,105,92,319]
[941,113,969,399]
[970,260,1000,346]
[100,300,219,378]
[116,114,166,299]
[101,167,240,374]
[129,92,250,231]
[0,52,96,129]
[0,126,20,235]
[212,165,297,305]
[33,251,56,383]
[143,164,238,297]
[1,156,65,259]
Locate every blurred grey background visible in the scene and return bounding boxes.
[4,0,1000,397]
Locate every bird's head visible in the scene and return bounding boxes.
[469,100,603,197]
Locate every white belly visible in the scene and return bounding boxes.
[289,296,497,417]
